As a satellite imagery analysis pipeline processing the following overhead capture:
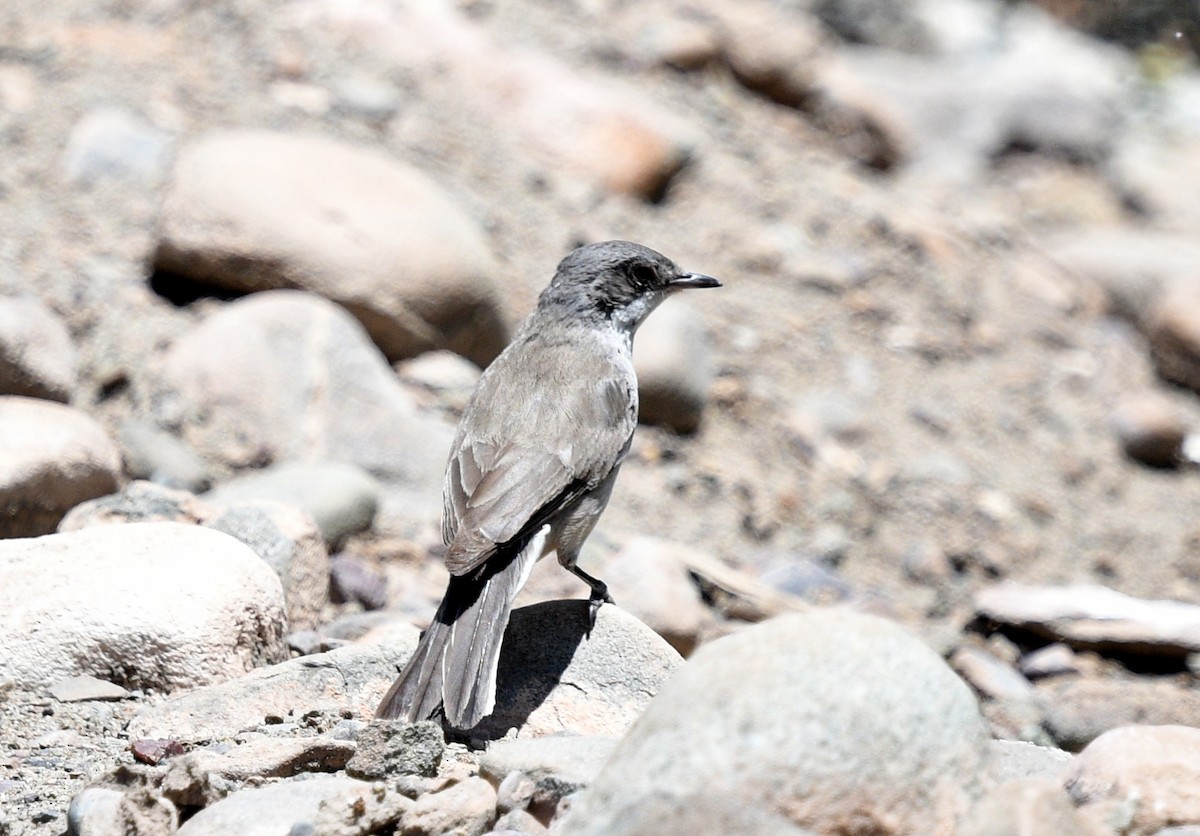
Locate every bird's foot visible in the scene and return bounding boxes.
[586,583,614,632]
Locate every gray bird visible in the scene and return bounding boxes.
[375,240,721,729]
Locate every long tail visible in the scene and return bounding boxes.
[375,527,545,729]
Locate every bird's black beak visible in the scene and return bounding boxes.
[669,272,722,290]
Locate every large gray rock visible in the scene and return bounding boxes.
[146,291,454,483]
[154,130,508,366]
[0,522,287,692]
[0,296,76,402]
[127,625,420,742]
[475,601,683,740]
[562,610,990,834]
[0,396,122,537]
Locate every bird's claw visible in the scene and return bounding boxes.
[586,584,614,632]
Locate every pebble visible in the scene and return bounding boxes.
[117,420,213,492]
[0,396,122,537]
[48,675,129,703]
[1148,278,1200,396]
[0,296,76,402]
[1110,391,1188,467]
[61,107,170,185]
[345,720,444,780]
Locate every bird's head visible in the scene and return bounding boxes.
[539,240,722,332]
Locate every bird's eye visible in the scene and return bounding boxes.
[629,264,656,287]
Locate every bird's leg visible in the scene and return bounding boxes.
[566,564,615,629]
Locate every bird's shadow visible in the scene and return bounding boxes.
[462,598,594,742]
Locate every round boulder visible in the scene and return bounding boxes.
[0,396,122,537]
[562,609,990,834]
[154,130,509,366]
[0,522,287,692]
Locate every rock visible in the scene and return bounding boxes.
[1109,130,1200,230]
[58,480,213,533]
[1038,677,1200,751]
[49,675,129,703]
[207,501,330,631]
[148,291,453,483]
[154,130,508,366]
[0,396,122,537]
[67,785,178,836]
[161,737,356,807]
[976,583,1200,658]
[962,778,1087,836]
[127,628,419,742]
[493,808,550,835]
[174,775,382,836]
[1110,392,1188,467]
[329,554,389,611]
[706,0,825,107]
[988,739,1075,785]
[403,776,496,836]
[297,2,694,200]
[131,738,185,765]
[1065,725,1200,833]
[117,420,214,492]
[805,7,1133,178]
[951,646,1036,702]
[0,296,76,402]
[395,349,481,411]
[344,720,443,779]
[814,0,997,55]
[1039,228,1200,322]
[599,537,711,656]
[0,523,287,691]
[632,301,716,434]
[58,483,329,629]
[203,459,382,547]
[634,11,721,72]
[1148,278,1200,395]
[473,601,683,740]
[479,736,617,821]
[1018,643,1082,679]
[562,610,990,834]
[61,107,170,185]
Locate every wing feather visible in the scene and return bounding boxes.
[440,328,637,576]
